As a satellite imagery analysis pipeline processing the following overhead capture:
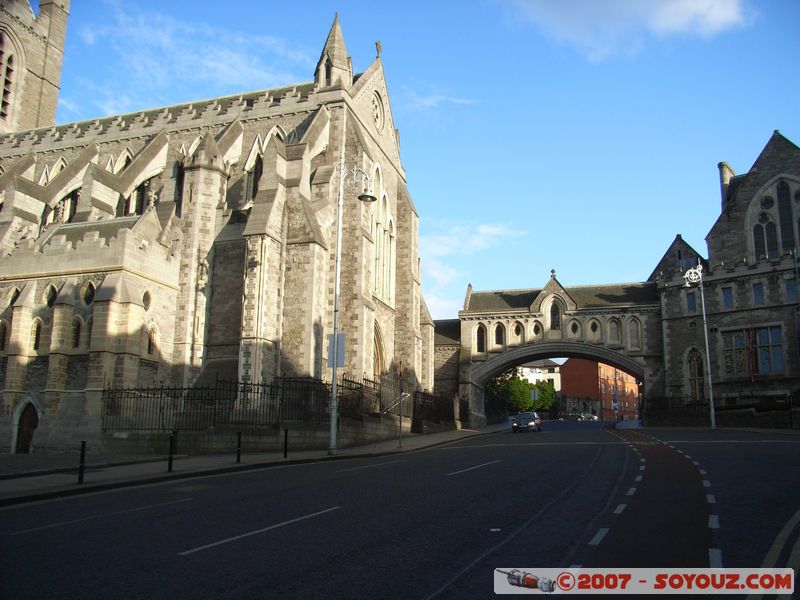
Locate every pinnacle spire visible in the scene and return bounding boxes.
[315,14,352,89]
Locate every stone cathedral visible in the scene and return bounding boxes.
[0,2,434,450]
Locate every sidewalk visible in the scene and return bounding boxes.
[0,422,510,506]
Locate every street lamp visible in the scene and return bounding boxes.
[329,158,377,455]
[683,260,716,429]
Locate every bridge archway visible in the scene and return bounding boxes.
[462,341,646,426]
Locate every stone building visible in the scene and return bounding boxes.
[0,4,434,450]
[435,131,800,426]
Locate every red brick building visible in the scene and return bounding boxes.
[560,358,640,421]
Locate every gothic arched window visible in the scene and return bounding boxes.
[72,318,82,348]
[0,320,7,352]
[753,221,779,259]
[32,320,42,351]
[628,319,641,349]
[250,154,263,200]
[550,304,560,330]
[476,324,486,353]
[495,324,505,346]
[777,180,795,252]
[0,32,16,124]
[687,348,705,404]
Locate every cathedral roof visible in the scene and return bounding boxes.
[464,282,658,313]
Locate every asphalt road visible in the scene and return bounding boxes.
[1,423,798,599]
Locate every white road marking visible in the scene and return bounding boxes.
[337,460,405,473]
[589,528,609,546]
[626,487,637,496]
[709,548,724,567]
[614,504,627,514]
[707,494,716,504]
[447,459,502,477]
[10,498,194,535]
[708,514,720,529]
[703,480,711,488]
[635,475,643,482]
[179,506,341,556]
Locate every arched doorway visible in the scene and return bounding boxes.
[15,403,39,453]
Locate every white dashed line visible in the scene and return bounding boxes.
[708,515,720,529]
[703,480,711,488]
[614,504,627,514]
[635,475,643,482]
[626,487,637,496]
[707,494,716,504]
[589,528,609,546]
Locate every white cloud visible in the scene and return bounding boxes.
[506,0,751,61]
[404,91,477,111]
[421,222,520,257]
[75,1,315,117]
[424,293,465,321]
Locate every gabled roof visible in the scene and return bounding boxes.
[711,130,800,225]
[464,282,658,314]
[647,234,705,281]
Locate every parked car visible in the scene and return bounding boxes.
[560,411,587,421]
[512,411,542,433]
[561,412,600,421]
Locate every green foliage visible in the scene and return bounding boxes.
[531,380,557,411]
[487,367,534,412]
[486,369,559,413]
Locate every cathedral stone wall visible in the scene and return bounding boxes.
[0,14,434,451]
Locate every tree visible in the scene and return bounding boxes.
[487,367,535,412]
[530,380,557,411]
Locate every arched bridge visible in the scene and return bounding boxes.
[446,273,666,425]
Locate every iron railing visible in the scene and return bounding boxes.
[102,375,455,432]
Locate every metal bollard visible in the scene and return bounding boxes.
[283,428,288,459]
[167,431,176,472]
[236,431,242,464]
[77,440,86,484]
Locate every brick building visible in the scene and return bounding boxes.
[560,358,640,421]
[0,4,434,450]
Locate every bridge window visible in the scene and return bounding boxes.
[476,324,486,353]
[628,319,641,349]
[550,304,560,330]
[609,319,621,344]
[495,324,505,347]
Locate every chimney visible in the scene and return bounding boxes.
[718,161,734,212]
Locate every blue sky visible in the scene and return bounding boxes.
[52,0,799,320]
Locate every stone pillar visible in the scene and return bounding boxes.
[173,130,227,385]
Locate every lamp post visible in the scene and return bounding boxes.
[329,158,377,455]
[683,260,716,429]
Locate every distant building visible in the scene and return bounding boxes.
[519,359,561,391]
[560,358,640,420]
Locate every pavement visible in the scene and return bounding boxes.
[0,422,511,506]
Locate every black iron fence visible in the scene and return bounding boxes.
[102,375,454,432]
